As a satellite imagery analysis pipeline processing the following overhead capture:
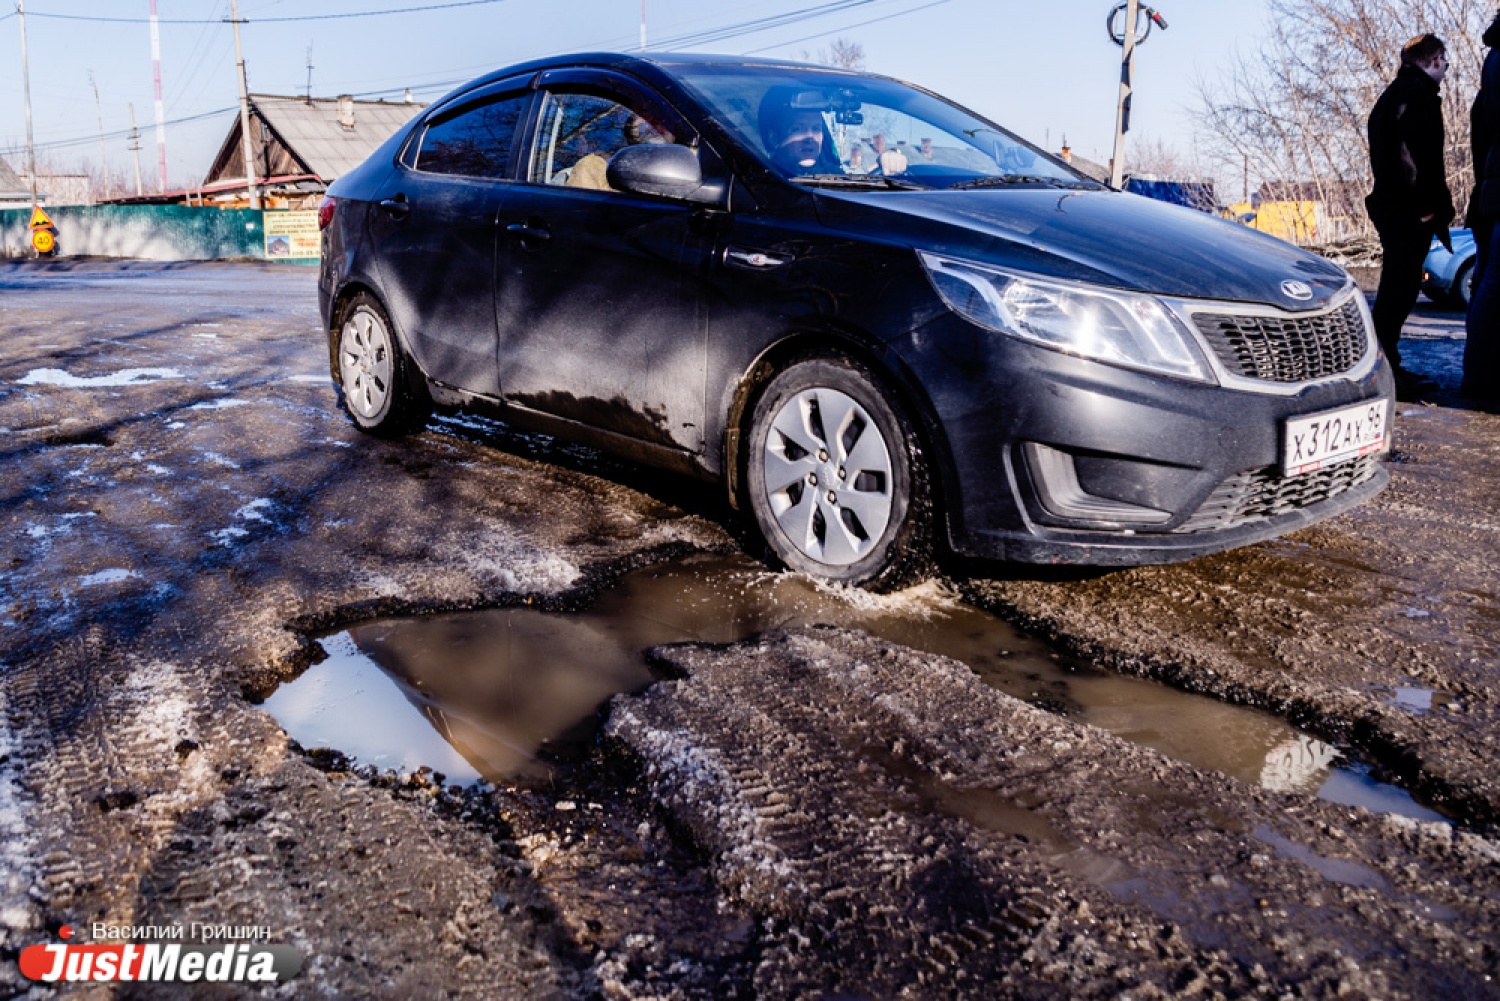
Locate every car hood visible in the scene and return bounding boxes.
[813,187,1351,310]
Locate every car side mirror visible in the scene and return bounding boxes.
[607,144,727,206]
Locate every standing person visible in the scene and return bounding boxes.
[1366,34,1453,400]
[1465,12,1500,404]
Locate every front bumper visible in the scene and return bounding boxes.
[896,309,1395,566]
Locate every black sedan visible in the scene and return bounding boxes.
[318,52,1393,589]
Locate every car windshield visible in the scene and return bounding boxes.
[668,63,1099,192]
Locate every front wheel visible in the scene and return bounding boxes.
[335,293,428,436]
[745,357,931,591]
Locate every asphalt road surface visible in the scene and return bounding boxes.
[2,261,1498,998]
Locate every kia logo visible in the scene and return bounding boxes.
[1280,279,1314,301]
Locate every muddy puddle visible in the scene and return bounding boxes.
[265,554,1448,823]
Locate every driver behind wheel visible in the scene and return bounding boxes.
[758,87,840,175]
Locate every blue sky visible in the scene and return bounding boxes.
[0,0,1271,192]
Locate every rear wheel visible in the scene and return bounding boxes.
[1456,260,1475,307]
[336,293,428,436]
[745,356,931,591]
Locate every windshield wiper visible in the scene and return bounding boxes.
[946,174,1098,191]
[790,173,927,191]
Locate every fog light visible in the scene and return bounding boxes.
[1023,443,1173,526]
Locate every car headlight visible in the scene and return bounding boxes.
[919,252,1215,383]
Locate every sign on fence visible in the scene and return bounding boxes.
[262,211,320,260]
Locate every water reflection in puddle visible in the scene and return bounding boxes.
[1382,684,1452,716]
[265,554,1449,822]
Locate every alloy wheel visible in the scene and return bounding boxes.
[761,386,895,567]
[340,308,394,421]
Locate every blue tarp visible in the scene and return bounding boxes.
[1123,178,1217,213]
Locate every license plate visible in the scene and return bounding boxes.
[1282,399,1389,476]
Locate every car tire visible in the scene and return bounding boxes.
[1456,260,1476,308]
[335,293,429,436]
[745,356,931,591]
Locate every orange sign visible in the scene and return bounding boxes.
[31,229,55,254]
[28,206,54,230]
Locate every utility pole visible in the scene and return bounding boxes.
[150,0,169,193]
[639,0,646,51]
[1106,2,1167,190]
[18,0,38,206]
[305,44,314,102]
[1108,0,1139,190]
[128,103,144,197]
[230,0,261,209]
[91,72,111,202]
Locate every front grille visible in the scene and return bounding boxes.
[1174,454,1381,534]
[1192,298,1369,383]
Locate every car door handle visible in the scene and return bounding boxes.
[378,196,410,221]
[726,247,792,269]
[506,222,551,243]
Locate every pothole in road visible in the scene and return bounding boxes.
[265,553,1449,823]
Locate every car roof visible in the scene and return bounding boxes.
[436,50,888,106]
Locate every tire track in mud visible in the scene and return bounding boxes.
[608,627,1500,998]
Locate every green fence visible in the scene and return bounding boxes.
[0,205,318,262]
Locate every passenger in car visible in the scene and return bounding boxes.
[873,134,907,174]
[566,114,671,191]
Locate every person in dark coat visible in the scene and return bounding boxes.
[1366,34,1453,400]
[1465,12,1500,403]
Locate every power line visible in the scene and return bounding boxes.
[17,0,511,26]
[741,0,958,56]
[28,107,237,153]
[14,0,959,158]
[650,0,881,50]
[343,0,948,105]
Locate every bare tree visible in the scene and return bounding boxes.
[1195,0,1491,247]
[800,37,866,70]
[1127,135,1213,178]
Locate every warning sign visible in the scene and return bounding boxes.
[29,206,54,230]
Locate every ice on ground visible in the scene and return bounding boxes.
[18,367,183,388]
[457,546,580,593]
[188,398,248,411]
[211,498,277,546]
[235,499,275,523]
[25,512,97,540]
[80,569,140,587]
[0,683,39,934]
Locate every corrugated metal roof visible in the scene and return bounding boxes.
[252,94,426,180]
[0,156,31,198]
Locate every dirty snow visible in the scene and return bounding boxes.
[18,367,183,388]
[0,684,38,936]
[188,398,249,411]
[79,569,140,588]
[211,498,277,546]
